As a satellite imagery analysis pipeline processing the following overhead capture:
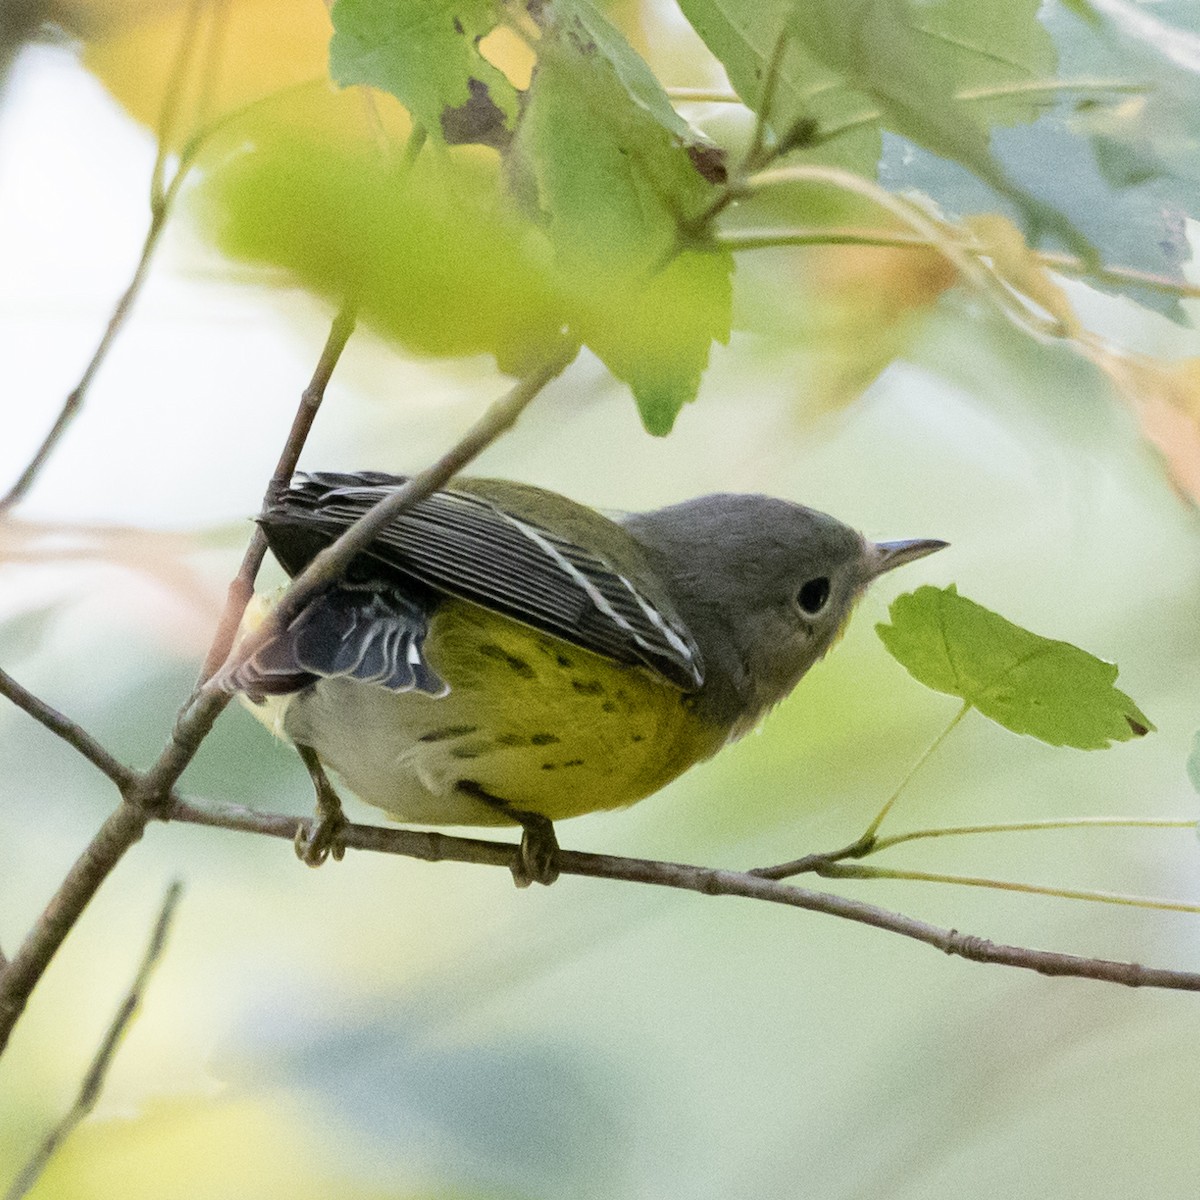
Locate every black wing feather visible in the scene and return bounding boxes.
[235,580,447,698]
[257,472,703,690]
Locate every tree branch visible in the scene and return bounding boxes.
[0,339,575,1061]
[3,882,183,1200]
[0,668,136,790]
[0,2,211,515]
[0,805,153,1055]
[206,338,579,694]
[197,301,358,683]
[0,302,357,1057]
[163,796,1200,993]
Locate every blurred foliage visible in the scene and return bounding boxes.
[67,0,1200,484]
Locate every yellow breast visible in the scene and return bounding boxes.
[244,597,726,825]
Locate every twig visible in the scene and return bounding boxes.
[742,165,1068,339]
[197,301,359,683]
[722,227,1200,302]
[666,76,1149,108]
[162,796,1200,993]
[0,805,153,1055]
[0,305,357,1057]
[0,200,172,513]
[0,668,136,790]
[870,816,1198,853]
[0,5,211,514]
[207,339,579,694]
[814,861,1200,914]
[3,882,184,1200]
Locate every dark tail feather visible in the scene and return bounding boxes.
[231,582,447,699]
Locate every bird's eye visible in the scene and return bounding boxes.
[797,576,831,615]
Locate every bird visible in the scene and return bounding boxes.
[230,471,946,885]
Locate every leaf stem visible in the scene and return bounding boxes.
[862,702,972,842]
[816,861,1200,914]
[721,226,1200,302]
[871,816,1197,853]
[750,702,973,882]
[3,882,184,1200]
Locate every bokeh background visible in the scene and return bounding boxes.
[2,3,1200,1197]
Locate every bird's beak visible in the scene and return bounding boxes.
[869,538,949,577]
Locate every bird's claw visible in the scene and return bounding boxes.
[512,814,560,888]
[294,810,347,867]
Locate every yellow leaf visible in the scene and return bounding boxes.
[1090,347,1200,505]
[76,0,397,152]
[966,213,1082,338]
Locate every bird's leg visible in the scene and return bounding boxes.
[294,743,347,867]
[458,781,561,888]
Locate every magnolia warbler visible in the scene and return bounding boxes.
[231,472,945,884]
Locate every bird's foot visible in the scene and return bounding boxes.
[295,743,347,867]
[513,813,560,889]
[458,781,560,887]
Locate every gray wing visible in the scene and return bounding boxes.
[252,471,703,693]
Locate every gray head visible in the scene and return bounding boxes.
[623,494,945,736]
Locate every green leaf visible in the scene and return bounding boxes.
[557,0,723,163]
[329,0,518,146]
[678,0,1093,256]
[1188,732,1200,795]
[195,120,563,373]
[512,1,733,433]
[674,0,884,175]
[877,585,1154,749]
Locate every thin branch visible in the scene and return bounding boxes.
[815,861,1200,915]
[742,166,1069,339]
[0,6,211,515]
[197,301,358,683]
[1039,252,1200,301]
[162,796,1200,993]
[207,340,579,695]
[954,76,1151,102]
[0,202,171,513]
[0,805,153,1056]
[666,76,1149,110]
[665,87,742,103]
[870,816,1198,853]
[721,226,938,254]
[3,882,184,1200]
[723,226,1200,303]
[148,0,206,207]
[0,305,359,1060]
[0,668,136,790]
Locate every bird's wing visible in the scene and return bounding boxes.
[232,578,449,699]
[251,471,704,692]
